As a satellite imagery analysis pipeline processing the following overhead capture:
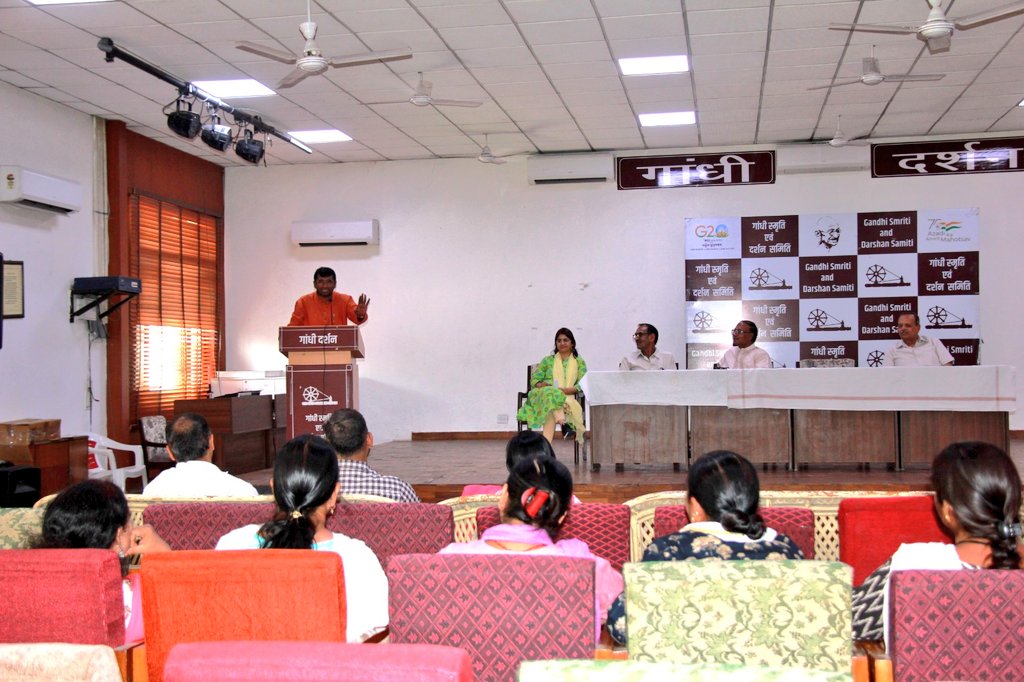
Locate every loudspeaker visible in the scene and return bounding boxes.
[0,464,41,507]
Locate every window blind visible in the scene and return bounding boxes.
[129,193,221,420]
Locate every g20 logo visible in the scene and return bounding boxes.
[694,223,728,238]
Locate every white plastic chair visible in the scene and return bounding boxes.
[87,433,148,492]
[86,447,114,484]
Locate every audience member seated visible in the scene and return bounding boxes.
[852,441,1022,644]
[461,431,580,503]
[439,455,621,641]
[607,450,804,645]
[214,434,389,642]
[142,413,258,497]
[517,328,587,444]
[322,408,419,503]
[33,480,170,643]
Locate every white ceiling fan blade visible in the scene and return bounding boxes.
[925,33,952,52]
[429,98,483,108]
[488,156,507,164]
[236,41,297,64]
[884,73,946,82]
[807,77,864,91]
[277,67,312,89]
[954,0,1024,28]
[328,48,413,68]
[829,22,919,34]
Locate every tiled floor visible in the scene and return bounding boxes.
[240,434,1024,504]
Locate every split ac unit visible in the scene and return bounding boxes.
[290,219,380,246]
[775,145,869,175]
[0,166,83,215]
[527,152,612,184]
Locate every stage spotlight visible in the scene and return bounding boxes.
[167,99,201,138]
[235,128,265,164]
[201,113,233,152]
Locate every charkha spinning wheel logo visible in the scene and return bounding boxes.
[300,386,338,407]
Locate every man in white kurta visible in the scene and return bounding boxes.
[142,413,258,497]
[717,320,772,369]
[883,313,954,366]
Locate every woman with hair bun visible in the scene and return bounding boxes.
[852,441,1022,644]
[215,434,388,642]
[439,455,622,641]
[607,450,803,645]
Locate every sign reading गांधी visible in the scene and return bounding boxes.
[617,151,775,189]
[871,137,1024,178]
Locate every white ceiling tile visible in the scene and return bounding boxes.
[552,76,623,94]
[505,0,595,23]
[689,32,766,55]
[418,3,510,28]
[470,64,547,83]
[608,37,690,60]
[687,8,770,35]
[128,1,239,24]
[333,8,430,33]
[533,41,611,64]
[438,24,524,50]
[458,45,536,68]
[593,0,682,17]
[602,14,685,41]
[520,19,603,46]
[772,2,859,30]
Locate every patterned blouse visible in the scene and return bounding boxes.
[607,523,804,645]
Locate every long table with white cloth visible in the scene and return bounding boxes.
[580,366,1015,470]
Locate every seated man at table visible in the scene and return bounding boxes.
[717,320,772,369]
[142,413,259,497]
[619,322,677,371]
[883,313,953,366]
[323,408,420,503]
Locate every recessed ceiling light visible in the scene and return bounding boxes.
[639,111,696,127]
[289,129,353,144]
[27,0,114,4]
[192,79,275,98]
[619,56,689,76]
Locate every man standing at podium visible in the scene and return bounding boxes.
[288,266,369,326]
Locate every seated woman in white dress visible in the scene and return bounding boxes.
[215,434,389,642]
[851,441,1022,644]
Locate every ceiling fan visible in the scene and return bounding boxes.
[477,135,507,164]
[822,116,871,148]
[830,0,1024,54]
[808,47,945,90]
[235,0,412,89]
[370,73,483,108]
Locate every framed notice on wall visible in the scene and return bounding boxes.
[3,260,24,319]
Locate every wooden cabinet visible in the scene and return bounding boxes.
[29,436,88,497]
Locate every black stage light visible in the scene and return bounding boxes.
[235,129,265,164]
[201,114,233,152]
[167,99,201,138]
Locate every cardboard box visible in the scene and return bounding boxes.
[0,419,62,446]
[0,443,33,465]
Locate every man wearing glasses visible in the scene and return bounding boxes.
[883,313,953,366]
[717,320,772,369]
[619,323,678,370]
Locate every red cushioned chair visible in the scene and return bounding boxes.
[145,502,454,564]
[475,502,631,571]
[387,553,595,682]
[141,549,346,682]
[0,549,124,646]
[143,502,273,549]
[164,641,475,682]
[837,496,950,586]
[889,569,1024,681]
[327,502,454,567]
[652,505,817,559]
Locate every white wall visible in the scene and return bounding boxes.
[0,81,104,436]
[224,157,1022,441]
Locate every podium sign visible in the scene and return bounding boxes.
[279,326,363,439]
[285,364,356,437]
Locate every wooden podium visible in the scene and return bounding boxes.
[279,326,364,439]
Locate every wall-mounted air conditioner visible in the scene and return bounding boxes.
[290,220,380,246]
[0,166,83,215]
[527,152,612,184]
[775,144,869,175]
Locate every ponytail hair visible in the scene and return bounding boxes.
[688,450,765,540]
[502,456,572,538]
[931,441,1022,570]
[259,435,338,549]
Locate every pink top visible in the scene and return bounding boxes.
[439,523,623,641]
